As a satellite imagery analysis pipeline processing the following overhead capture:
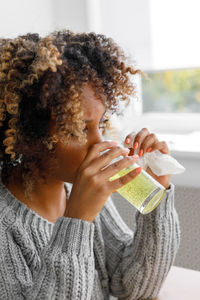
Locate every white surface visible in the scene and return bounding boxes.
[157,266,200,299]
[156,132,200,154]
[131,112,200,135]
[0,0,53,37]
[90,0,200,71]
[97,0,153,70]
[52,0,87,33]
[0,0,88,38]
[150,0,200,70]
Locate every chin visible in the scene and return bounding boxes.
[60,173,75,184]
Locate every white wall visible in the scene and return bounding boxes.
[52,0,88,33]
[90,0,200,71]
[97,0,153,71]
[0,0,53,37]
[0,0,89,38]
[171,154,199,188]
[150,0,200,70]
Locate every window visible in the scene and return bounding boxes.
[87,0,200,154]
[142,69,200,113]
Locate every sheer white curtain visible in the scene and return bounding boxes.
[150,0,200,70]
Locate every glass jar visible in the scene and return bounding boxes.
[101,149,166,214]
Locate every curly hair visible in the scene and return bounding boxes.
[0,29,142,200]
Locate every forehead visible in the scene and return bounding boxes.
[81,84,106,118]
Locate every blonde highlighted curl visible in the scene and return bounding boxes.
[0,29,142,200]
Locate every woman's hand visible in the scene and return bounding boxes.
[65,141,141,222]
[124,128,171,189]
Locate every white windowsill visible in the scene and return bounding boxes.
[156,132,200,159]
[106,112,200,159]
[124,112,200,158]
[132,112,200,134]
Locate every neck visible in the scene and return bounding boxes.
[4,166,68,224]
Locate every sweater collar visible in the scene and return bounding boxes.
[0,174,72,226]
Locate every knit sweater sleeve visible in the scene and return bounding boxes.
[99,182,181,299]
[0,215,95,299]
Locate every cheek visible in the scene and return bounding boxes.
[55,141,88,178]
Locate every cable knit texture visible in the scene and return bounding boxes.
[0,175,180,300]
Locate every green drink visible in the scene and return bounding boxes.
[109,161,166,214]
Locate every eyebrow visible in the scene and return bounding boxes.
[85,110,106,123]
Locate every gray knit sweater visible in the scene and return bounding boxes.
[0,176,180,300]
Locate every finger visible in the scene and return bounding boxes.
[109,166,142,191]
[139,133,158,155]
[149,141,169,154]
[80,140,118,169]
[124,132,136,156]
[124,132,136,147]
[89,145,131,172]
[101,154,139,179]
[133,128,150,153]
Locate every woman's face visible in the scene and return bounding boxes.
[52,84,107,183]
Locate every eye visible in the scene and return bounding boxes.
[83,119,109,132]
[83,125,105,132]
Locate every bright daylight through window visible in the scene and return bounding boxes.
[142,69,200,113]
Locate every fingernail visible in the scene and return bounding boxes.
[111,140,118,145]
[135,167,142,174]
[139,149,143,156]
[133,141,138,150]
[146,147,152,152]
[131,154,139,159]
[125,148,130,153]
[126,138,131,144]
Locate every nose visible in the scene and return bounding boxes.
[93,135,104,145]
[89,131,104,148]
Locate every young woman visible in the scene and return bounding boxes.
[0,30,180,299]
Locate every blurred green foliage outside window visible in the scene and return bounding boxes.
[142,69,200,113]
